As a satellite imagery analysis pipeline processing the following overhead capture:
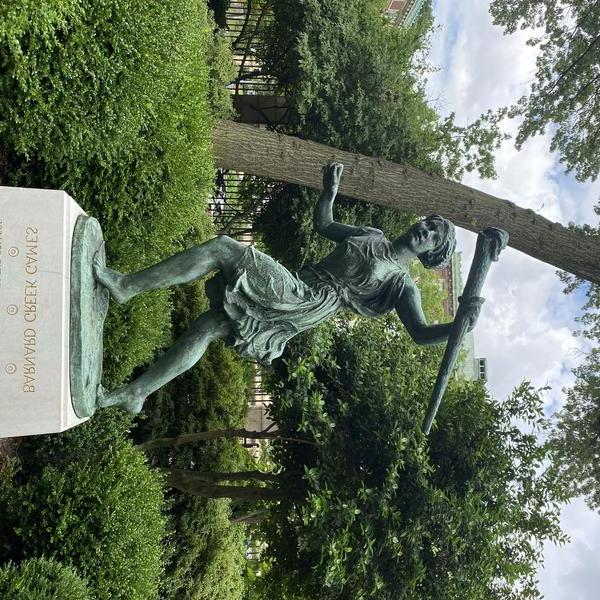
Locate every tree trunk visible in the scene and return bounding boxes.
[213,120,600,285]
[164,469,301,502]
[163,468,282,484]
[136,425,313,452]
[230,510,269,525]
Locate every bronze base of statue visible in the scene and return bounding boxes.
[70,215,109,418]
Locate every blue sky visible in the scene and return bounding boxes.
[426,1,600,598]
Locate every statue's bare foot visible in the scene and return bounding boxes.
[97,383,145,414]
[93,252,130,304]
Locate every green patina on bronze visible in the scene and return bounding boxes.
[92,163,504,422]
[70,215,109,418]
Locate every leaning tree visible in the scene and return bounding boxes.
[213,120,600,285]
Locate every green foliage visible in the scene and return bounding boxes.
[207,29,237,120]
[490,0,600,181]
[550,346,600,510]
[0,557,90,600]
[433,109,510,182]
[262,0,439,168]
[162,496,247,600]
[553,253,600,510]
[259,0,504,180]
[372,0,391,10]
[146,433,251,600]
[0,440,166,600]
[0,0,229,385]
[133,279,253,599]
[20,408,134,474]
[409,258,448,324]
[255,318,565,599]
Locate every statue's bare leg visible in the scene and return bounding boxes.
[93,235,245,304]
[98,309,232,413]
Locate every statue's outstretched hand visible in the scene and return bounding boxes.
[322,162,344,192]
[481,227,509,262]
[459,295,485,332]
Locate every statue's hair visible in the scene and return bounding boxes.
[417,215,456,269]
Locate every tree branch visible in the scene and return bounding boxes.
[136,424,314,452]
[549,31,600,94]
[230,510,270,525]
[162,468,283,484]
[163,468,303,502]
[559,0,600,49]
[213,120,600,284]
[231,0,254,49]
[568,73,600,109]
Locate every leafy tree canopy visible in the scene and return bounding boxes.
[261,0,506,180]
[490,0,600,181]
[246,0,507,264]
[254,317,566,600]
[550,346,600,510]
[553,229,600,510]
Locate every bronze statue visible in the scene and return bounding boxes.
[94,163,486,414]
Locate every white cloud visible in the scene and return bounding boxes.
[428,1,600,597]
[428,0,538,118]
[541,498,600,600]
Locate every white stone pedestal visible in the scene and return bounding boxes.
[0,186,87,437]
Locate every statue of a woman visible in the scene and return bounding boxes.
[94,163,482,413]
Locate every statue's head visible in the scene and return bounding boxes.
[412,215,456,269]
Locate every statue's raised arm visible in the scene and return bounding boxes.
[313,163,374,242]
[92,161,504,428]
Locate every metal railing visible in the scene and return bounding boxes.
[222,1,291,125]
[224,1,277,96]
[209,169,280,238]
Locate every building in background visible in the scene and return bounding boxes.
[384,0,428,27]
[436,252,488,382]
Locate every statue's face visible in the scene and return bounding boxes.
[408,219,445,255]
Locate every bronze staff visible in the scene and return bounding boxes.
[422,227,509,435]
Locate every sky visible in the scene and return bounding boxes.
[425,1,600,598]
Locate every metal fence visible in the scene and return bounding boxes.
[224,1,277,96]
[222,1,291,125]
[209,170,279,239]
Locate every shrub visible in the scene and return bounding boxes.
[162,497,247,600]
[19,407,134,475]
[133,279,254,599]
[255,320,564,599]
[0,557,90,600]
[0,440,166,600]
[0,0,230,386]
